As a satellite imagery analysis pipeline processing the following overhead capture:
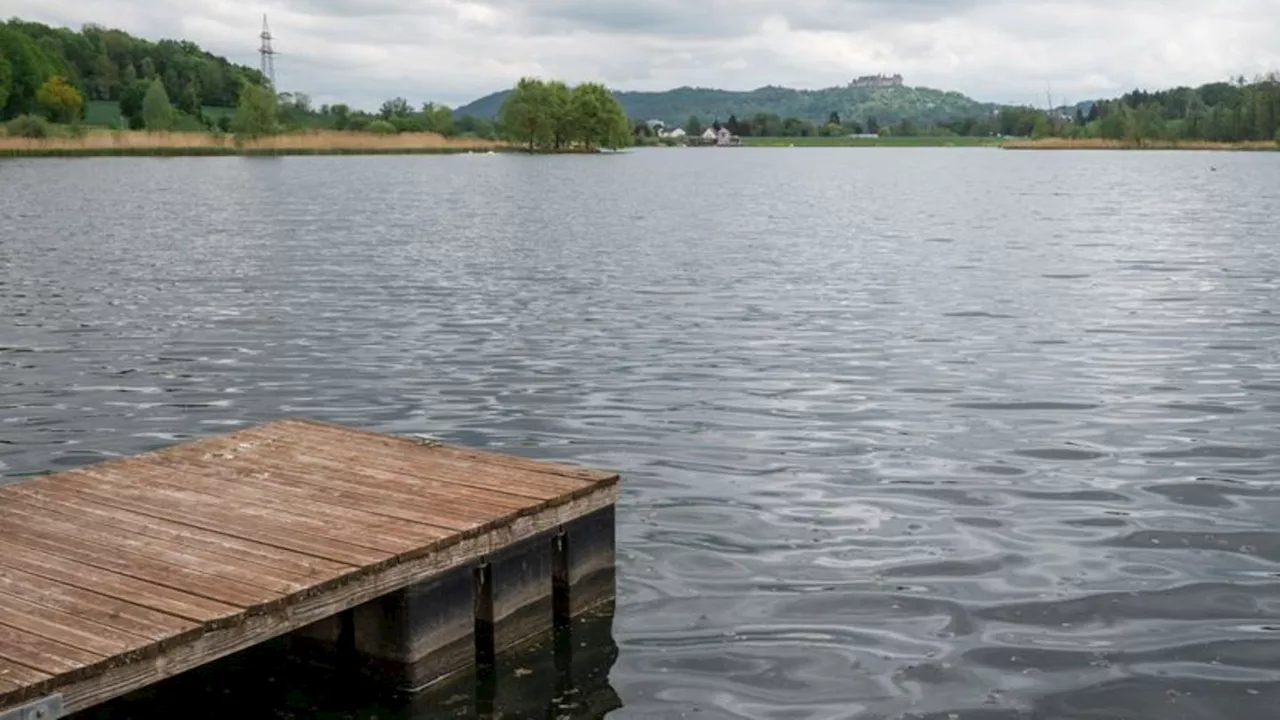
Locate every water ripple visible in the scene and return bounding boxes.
[2,150,1279,719]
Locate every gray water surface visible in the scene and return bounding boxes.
[3,148,1280,719]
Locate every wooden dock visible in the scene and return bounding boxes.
[0,419,618,718]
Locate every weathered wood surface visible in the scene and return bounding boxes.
[0,418,617,715]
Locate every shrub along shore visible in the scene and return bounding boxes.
[0,128,512,157]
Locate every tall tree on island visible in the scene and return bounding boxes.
[500,77,552,152]
[569,82,615,150]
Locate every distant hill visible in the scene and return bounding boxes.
[455,83,1001,126]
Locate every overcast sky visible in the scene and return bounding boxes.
[6,0,1278,111]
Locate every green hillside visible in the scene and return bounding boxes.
[455,83,999,126]
[1,18,266,124]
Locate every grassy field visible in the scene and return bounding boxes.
[84,100,124,126]
[0,129,511,157]
[743,135,1003,148]
[1002,137,1280,151]
[83,101,237,128]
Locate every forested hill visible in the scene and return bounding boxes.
[0,18,266,120]
[455,83,1000,126]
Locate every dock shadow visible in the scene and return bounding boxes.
[70,601,621,720]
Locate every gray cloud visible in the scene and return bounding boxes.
[7,0,1279,111]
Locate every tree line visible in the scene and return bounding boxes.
[5,15,1274,148]
[629,74,1280,144]
[0,18,266,127]
[1064,76,1280,143]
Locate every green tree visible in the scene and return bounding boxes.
[0,52,11,115]
[329,103,352,130]
[232,83,278,138]
[421,101,455,136]
[684,114,703,136]
[455,114,495,139]
[379,96,412,119]
[570,82,627,150]
[546,80,573,150]
[178,81,202,117]
[499,77,551,152]
[88,52,117,100]
[141,77,172,130]
[0,26,57,118]
[35,76,83,123]
[118,79,150,129]
[606,106,632,150]
[1031,114,1051,139]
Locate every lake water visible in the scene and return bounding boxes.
[2,148,1279,719]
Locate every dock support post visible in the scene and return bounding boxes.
[558,505,616,618]
[349,563,476,692]
[485,531,556,653]
[285,507,615,695]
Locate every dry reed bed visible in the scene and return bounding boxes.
[1003,137,1279,151]
[0,129,510,155]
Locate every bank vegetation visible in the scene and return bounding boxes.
[0,127,507,156]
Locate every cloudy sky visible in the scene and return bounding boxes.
[6,0,1278,111]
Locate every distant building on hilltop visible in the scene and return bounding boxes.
[850,74,904,89]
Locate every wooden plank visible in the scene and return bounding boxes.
[180,432,541,514]
[0,539,237,625]
[0,501,308,599]
[0,622,103,675]
[66,464,441,554]
[29,475,387,568]
[0,505,285,607]
[0,657,50,690]
[195,426,560,508]
[239,421,592,499]
[54,467,409,554]
[286,418,618,483]
[0,591,149,657]
[22,484,618,715]
[122,459,455,548]
[161,447,531,528]
[139,453,485,534]
[158,455,484,532]
[0,483,354,581]
[432,444,618,484]
[0,566,191,642]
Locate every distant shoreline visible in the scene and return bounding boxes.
[737,136,1280,151]
[742,136,1000,148]
[0,129,513,158]
[1002,137,1280,151]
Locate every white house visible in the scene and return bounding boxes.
[699,126,738,146]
